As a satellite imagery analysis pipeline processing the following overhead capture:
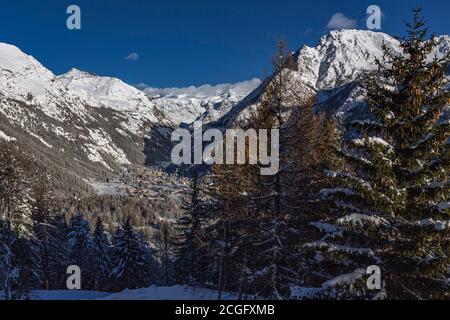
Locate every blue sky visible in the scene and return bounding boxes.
[0,0,448,88]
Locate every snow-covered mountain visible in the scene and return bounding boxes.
[0,43,176,194]
[0,41,259,194]
[219,30,450,128]
[1,30,448,192]
[0,44,175,128]
[142,78,261,125]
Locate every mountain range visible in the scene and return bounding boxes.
[0,30,448,195]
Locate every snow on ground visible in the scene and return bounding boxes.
[0,129,16,142]
[100,286,240,300]
[33,285,244,300]
[29,132,52,148]
[415,218,450,231]
[31,290,111,300]
[289,286,320,299]
[321,268,366,289]
[88,180,128,196]
[337,213,389,227]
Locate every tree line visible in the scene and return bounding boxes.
[0,142,158,298]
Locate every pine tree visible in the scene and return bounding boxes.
[110,217,155,290]
[32,174,62,290]
[68,212,94,289]
[316,8,450,299]
[154,220,173,286]
[0,142,34,237]
[172,171,209,287]
[294,113,349,290]
[0,221,19,300]
[47,213,70,289]
[92,217,112,291]
[0,142,40,299]
[205,163,255,299]
[174,125,259,296]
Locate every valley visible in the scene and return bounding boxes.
[1,23,449,299]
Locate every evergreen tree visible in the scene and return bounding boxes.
[205,164,255,298]
[295,113,348,289]
[316,9,450,299]
[110,217,155,290]
[199,41,336,299]
[0,221,19,300]
[0,142,40,299]
[172,171,209,287]
[92,217,112,291]
[154,220,173,286]
[68,212,94,289]
[32,174,64,290]
[0,142,34,237]
[47,213,70,289]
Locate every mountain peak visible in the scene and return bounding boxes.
[63,68,97,79]
[0,42,54,100]
[295,30,402,90]
[0,42,53,76]
[319,29,398,48]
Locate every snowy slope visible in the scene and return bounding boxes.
[32,285,244,300]
[301,30,401,90]
[0,129,16,142]
[31,284,325,300]
[0,44,173,128]
[0,44,178,194]
[0,42,53,100]
[144,78,261,125]
[57,68,168,132]
[218,30,450,128]
[0,41,259,182]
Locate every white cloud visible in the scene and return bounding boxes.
[138,78,262,99]
[326,13,357,30]
[135,82,148,89]
[125,52,139,60]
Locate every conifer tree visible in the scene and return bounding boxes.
[154,220,173,286]
[110,217,155,290]
[92,216,112,291]
[68,213,94,289]
[0,221,18,300]
[245,40,312,299]
[200,40,334,299]
[172,171,208,286]
[205,163,255,299]
[47,213,70,289]
[0,142,40,298]
[32,176,54,290]
[0,142,34,237]
[316,8,450,299]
